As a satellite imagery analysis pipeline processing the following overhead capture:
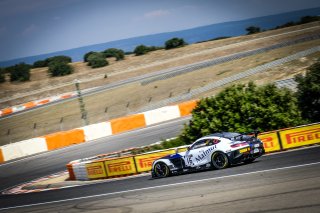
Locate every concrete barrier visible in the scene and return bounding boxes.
[1,98,319,165]
[0,92,76,117]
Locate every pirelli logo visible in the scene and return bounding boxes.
[87,165,104,176]
[259,132,281,152]
[138,156,160,168]
[107,161,132,172]
[261,136,274,148]
[285,128,320,144]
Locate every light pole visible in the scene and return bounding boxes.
[74,79,89,126]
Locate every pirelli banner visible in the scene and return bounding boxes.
[258,132,281,153]
[134,150,176,173]
[279,123,320,149]
[104,156,137,177]
[86,161,107,179]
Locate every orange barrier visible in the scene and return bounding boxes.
[86,161,107,179]
[178,100,198,117]
[43,129,85,150]
[37,99,50,105]
[61,94,72,99]
[110,114,146,134]
[66,164,76,180]
[24,102,37,109]
[134,150,176,173]
[104,156,137,177]
[279,123,320,149]
[259,132,281,152]
[0,148,4,163]
[2,108,13,116]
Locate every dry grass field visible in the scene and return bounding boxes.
[0,22,319,145]
[0,21,319,107]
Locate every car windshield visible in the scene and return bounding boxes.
[209,132,242,140]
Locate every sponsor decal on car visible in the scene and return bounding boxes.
[195,146,215,162]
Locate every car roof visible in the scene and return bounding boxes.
[206,132,242,139]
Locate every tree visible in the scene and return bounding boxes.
[46,55,72,64]
[0,68,5,83]
[33,60,47,68]
[102,48,125,61]
[295,60,320,122]
[87,52,108,68]
[165,37,187,50]
[180,82,303,143]
[9,63,31,82]
[299,16,320,24]
[246,26,261,35]
[48,61,73,77]
[83,51,95,62]
[134,45,149,56]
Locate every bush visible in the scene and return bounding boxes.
[299,15,320,24]
[246,26,261,35]
[46,55,72,64]
[87,52,108,68]
[180,82,303,143]
[295,59,320,122]
[48,61,73,77]
[0,68,5,83]
[165,37,187,50]
[83,51,95,62]
[102,48,125,61]
[33,60,47,68]
[9,63,31,82]
[134,45,150,56]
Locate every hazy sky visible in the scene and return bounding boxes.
[0,0,320,61]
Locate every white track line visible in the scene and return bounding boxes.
[1,161,319,211]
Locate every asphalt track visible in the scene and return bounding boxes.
[0,117,190,191]
[0,146,319,212]
[0,116,319,212]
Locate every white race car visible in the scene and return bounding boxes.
[151,132,265,178]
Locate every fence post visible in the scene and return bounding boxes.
[60,117,64,131]
[7,129,11,144]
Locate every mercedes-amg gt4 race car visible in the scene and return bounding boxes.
[151,132,265,178]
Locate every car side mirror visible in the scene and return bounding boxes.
[187,146,191,151]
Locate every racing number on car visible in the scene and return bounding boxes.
[186,154,193,166]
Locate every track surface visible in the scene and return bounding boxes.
[1,146,319,212]
[0,117,189,191]
[1,117,320,212]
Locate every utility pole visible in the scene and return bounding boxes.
[74,79,89,126]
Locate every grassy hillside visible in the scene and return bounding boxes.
[0,21,319,108]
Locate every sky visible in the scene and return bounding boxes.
[0,0,320,62]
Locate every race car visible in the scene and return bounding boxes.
[151,131,265,178]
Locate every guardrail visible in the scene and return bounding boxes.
[67,122,320,181]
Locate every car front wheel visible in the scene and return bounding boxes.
[153,162,170,178]
[211,152,229,169]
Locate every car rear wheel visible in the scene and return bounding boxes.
[153,162,170,178]
[211,152,229,169]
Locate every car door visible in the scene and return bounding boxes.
[184,139,208,167]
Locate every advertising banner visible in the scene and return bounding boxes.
[259,132,281,153]
[280,124,320,149]
[104,157,137,176]
[86,161,107,179]
[134,150,175,173]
